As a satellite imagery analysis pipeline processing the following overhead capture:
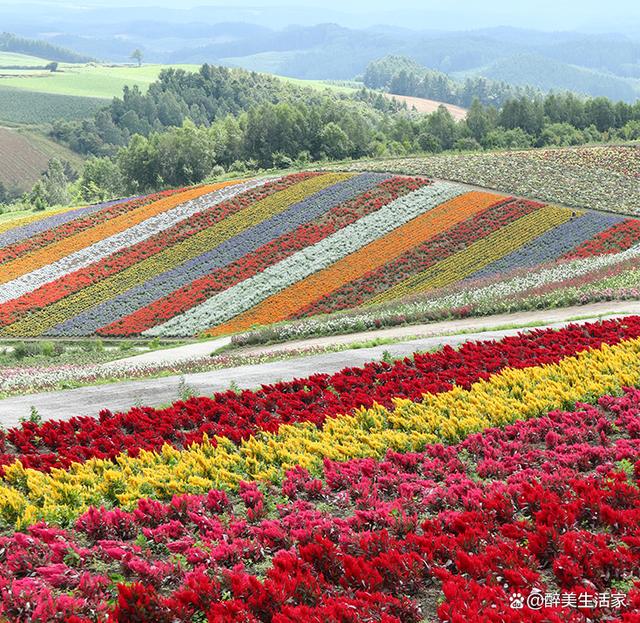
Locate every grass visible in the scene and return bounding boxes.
[0,52,50,67]
[0,338,188,368]
[0,63,202,99]
[276,75,360,95]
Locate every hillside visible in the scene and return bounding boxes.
[343,145,640,214]
[0,127,83,192]
[1,170,639,339]
[0,85,104,124]
[0,32,93,64]
[0,63,202,100]
[477,53,639,102]
[384,93,468,119]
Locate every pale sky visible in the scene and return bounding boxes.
[1,0,638,33]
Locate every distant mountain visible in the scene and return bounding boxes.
[1,7,639,102]
[478,53,638,101]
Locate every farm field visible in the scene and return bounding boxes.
[341,144,640,214]
[0,127,84,191]
[0,51,50,67]
[2,171,640,339]
[0,62,202,99]
[384,93,468,119]
[0,316,639,619]
[0,85,104,124]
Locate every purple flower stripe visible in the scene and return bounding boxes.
[468,211,626,281]
[47,173,390,336]
[0,197,137,249]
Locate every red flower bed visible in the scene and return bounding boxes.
[563,219,640,261]
[0,176,310,327]
[2,316,640,473]
[0,189,185,264]
[99,176,427,336]
[1,389,638,622]
[292,197,535,318]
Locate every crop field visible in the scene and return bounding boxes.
[342,145,640,214]
[0,63,202,99]
[384,93,468,119]
[0,315,639,619]
[1,170,639,339]
[0,127,84,191]
[0,85,104,124]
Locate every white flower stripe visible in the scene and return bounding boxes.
[145,181,466,337]
[0,179,269,305]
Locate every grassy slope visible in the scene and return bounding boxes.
[0,51,50,67]
[0,63,201,99]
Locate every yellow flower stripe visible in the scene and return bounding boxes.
[208,191,504,336]
[0,206,78,236]
[1,334,638,529]
[368,205,576,305]
[1,173,351,337]
[0,184,235,285]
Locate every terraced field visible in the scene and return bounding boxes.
[2,170,640,339]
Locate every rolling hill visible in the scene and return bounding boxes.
[1,170,639,339]
[0,127,84,192]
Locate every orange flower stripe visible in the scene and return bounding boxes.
[208,190,503,336]
[0,183,238,285]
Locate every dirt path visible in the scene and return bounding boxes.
[236,301,640,357]
[110,301,640,366]
[1,303,638,427]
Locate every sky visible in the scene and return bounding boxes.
[0,0,638,33]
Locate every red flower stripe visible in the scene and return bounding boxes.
[0,175,311,327]
[1,389,638,621]
[292,197,537,318]
[2,316,640,474]
[98,176,427,336]
[0,188,187,264]
[562,218,640,260]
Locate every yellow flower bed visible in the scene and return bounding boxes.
[1,335,638,529]
[0,184,229,285]
[2,173,351,337]
[369,205,574,304]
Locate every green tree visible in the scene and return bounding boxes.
[28,159,71,209]
[131,49,143,67]
[319,122,351,160]
[80,157,125,201]
[466,99,492,143]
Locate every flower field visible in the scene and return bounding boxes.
[340,145,640,214]
[2,170,640,338]
[1,316,640,620]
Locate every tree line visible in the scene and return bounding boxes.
[0,32,93,64]
[362,56,539,107]
[3,63,639,211]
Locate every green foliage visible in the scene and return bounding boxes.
[363,55,537,107]
[27,159,73,210]
[80,157,125,202]
[0,32,93,64]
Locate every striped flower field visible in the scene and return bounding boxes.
[0,317,639,620]
[1,171,640,338]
